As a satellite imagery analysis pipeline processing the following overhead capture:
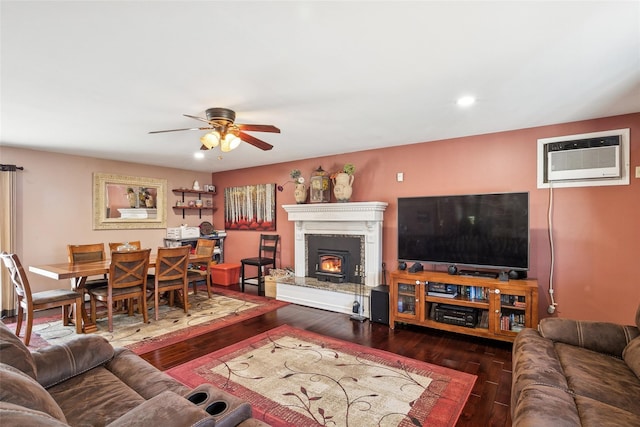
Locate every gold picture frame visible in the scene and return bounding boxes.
[93,172,167,230]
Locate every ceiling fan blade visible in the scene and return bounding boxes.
[239,131,274,151]
[148,127,213,134]
[183,114,213,124]
[237,124,281,133]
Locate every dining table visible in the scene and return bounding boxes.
[29,252,211,333]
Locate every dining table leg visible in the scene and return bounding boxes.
[71,277,98,334]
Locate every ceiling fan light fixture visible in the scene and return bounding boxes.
[200,131,220,149]
[220,132,241,152]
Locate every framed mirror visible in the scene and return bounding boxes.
[93,173,167,229]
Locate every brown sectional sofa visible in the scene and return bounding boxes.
[511,304,640,426]
[0,322,269,426]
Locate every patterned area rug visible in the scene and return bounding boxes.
[9,287,288,354]
[167,325,476,427]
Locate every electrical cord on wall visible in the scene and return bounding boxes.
[547,184,558,314]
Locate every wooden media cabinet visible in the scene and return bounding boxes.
[389,270,538,342]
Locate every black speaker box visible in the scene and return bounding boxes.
[370,285,389,325]
[508,270,528,280]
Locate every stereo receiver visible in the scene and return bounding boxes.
[433,304,478,328]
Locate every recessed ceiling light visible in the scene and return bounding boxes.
[194,152,205,159]
[457,96,476,107]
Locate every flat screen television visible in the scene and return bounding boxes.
[397,192,529,272]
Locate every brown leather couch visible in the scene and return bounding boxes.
[511,304,640,426]
[0,322,269,426]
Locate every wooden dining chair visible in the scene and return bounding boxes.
[241,234,279,296]
[187,239,215,298]
[67,243,109,290]
[88,249,150,332]
[148,246,190,320]
[108,241,142,252]
[1,252,82,345]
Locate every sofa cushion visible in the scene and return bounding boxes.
[574,395,640,427]
[105,348,190,399]
[33,335,114,388]
[0,321,37,379]
[623,337,640,380]
[47,366,146,426]
[0,363,66,423]
[556,342,640,416]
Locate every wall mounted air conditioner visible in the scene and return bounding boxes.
[537,128,630,189]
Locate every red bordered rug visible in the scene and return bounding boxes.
[5,287,288,354]
[167,324,476,427]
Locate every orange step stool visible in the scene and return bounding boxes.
[210,263,241,286]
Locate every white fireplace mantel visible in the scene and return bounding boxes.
[283,202,388,287]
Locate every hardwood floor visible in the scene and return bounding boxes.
[140,284,514,426]
[3,283,513,426]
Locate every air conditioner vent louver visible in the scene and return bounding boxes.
[548,144,620,181]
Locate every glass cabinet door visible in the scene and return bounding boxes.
[395,281,419,320]
[494,287,529,336]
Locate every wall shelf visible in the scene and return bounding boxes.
[172,188,216,219]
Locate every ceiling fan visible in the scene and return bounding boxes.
[149,107,279,152]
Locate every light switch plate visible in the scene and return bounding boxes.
[636,166,640,178]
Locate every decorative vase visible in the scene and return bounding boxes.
[294,183,307,204]
[332,172,354,202]
[145,196,154,208]
[127,192,137,208]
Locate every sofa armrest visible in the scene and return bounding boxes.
[106,348,191,399]
[32,335,114,388]
[106,391,216,427]
[538,318,640,358]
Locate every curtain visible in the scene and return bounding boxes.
[0,164,20,317]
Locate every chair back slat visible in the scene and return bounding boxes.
[259,234,279,260]
[68,243,106,264]
[194,239,215,257]
[0,252,31,301]
[156,246,190,282]
[109,249,150,289]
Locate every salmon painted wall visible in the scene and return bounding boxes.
[1,113,637,324]
[211,113,639,324]
[1,147,213,292]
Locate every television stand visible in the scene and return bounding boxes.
[389,270,538,343]
[458,270,499,279]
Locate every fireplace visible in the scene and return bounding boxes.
[316,249,349,282]
[307,234,364,284]
[280,202,388,317]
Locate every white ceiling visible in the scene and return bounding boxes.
[2,1,639,173]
